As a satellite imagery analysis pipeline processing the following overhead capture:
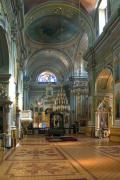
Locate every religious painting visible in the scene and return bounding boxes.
[33,111,50,128]
[50,113,64,129]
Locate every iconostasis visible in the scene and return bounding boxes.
[33,111,50,128]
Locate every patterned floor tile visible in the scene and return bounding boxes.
[6,145,66,161]
[6,161,80,177]
[95,145,120,159]
[3,135,120,180]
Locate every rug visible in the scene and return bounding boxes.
[46,136,78,142]
[6,160,81,177]
[60,136,78,141]
[5,145,66,161]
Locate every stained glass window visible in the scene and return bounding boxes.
[38,71,57,83]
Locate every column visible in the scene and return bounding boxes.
[110,48,120,142]
[75,94,77,122]
[85,49,96,137]
[16,92,21,139]
[23,83,29,110]
[70,90,76,124]
[3,97,12,148]
[16,108,21,139]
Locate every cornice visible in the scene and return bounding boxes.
[85,8,120,70]
[85,7,120,57]
[94,8,120,52]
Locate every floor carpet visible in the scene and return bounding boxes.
[0,136,92,180]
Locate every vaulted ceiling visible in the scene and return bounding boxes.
[24,0,97,13]
[24,0,96,84]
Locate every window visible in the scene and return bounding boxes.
[38,71,57,83]
[99,0,108,35]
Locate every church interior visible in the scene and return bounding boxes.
[0,0,120,179]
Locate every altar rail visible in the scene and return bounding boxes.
[27,127,79,136]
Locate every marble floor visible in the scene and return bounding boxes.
[0,135,120,180]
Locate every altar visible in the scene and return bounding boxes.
[33,111,50,129]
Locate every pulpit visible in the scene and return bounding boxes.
[21,110,33,134]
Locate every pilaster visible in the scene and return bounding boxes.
[110,45,120,142]
[85,48,96,136]
[23,82,29,110]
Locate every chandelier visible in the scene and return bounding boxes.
[53,86,70,112]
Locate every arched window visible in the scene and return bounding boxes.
[38,71,57,83]
[98,0,108,35]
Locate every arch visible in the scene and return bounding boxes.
[34,66,64,81]
[26,48,71,82]
[96,99,112,133]
[95,68,113,138]
[95,68,113,94]
[26,48,71,69]
[24,1,95,47]
[0,26,9,73]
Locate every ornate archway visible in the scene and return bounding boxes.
[95,68,113,138]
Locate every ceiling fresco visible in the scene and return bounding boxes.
[24,0,95,83]
[26,15,80,44]
[24,0,97,13]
